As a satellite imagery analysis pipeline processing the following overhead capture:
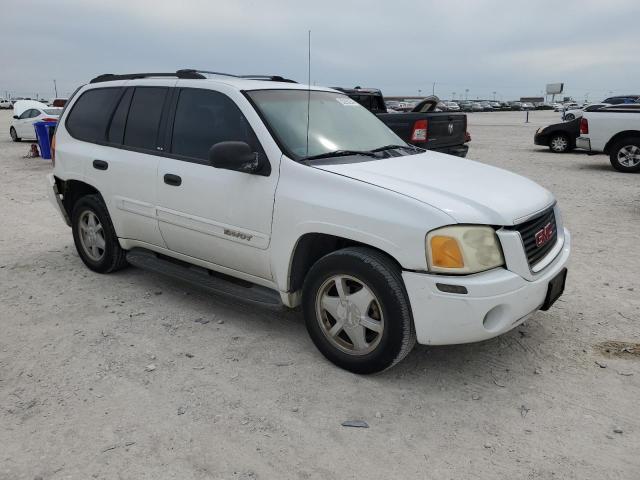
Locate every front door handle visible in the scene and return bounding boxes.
[164,174,182,186]
[93,159,108,170]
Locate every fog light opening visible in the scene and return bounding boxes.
[483,305,509,332]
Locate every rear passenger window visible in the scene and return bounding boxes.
[123,87,168,150]
[66,88,121,143]
[108,88,133,145]
[170,88,263,161]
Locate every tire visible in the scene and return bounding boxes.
[549,134,570,153]
[71,194,128,273]
[302,247,416,374]
[609,136,640,173]
[564,113,575,121]
[10,127,20,142]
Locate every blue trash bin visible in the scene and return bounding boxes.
[33,121,57,160]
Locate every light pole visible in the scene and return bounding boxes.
[493,91,496,101]
[53,79,58,98]
[418,89,422,97]
[432,82,436,96]
[452,92,456,100]
[465,88,469,100]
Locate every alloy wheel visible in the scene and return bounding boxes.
[315,274,384,355]
[78,210,106,261]
[617,145,640,167]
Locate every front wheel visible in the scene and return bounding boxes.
[302,247,416,374]
[609,137,640,173]
[564,113,575,121]
[10,127,20,142]
[549,134,570,153]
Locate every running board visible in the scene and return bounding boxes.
[126,248,283,308]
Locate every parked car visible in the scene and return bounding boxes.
[521,102,535,111]
[51,98,68,108]
[552,103,564,112]
[470,102,483,112]
[534,118,580,153]
[478,101,492,111]
[576,104,640,172]
[510,102,523,111]
[458,101,473,112]
[334,87,469,157]
[443,101,460,111]
[563,103,609,121]
[489,101,501,109]
[10,100,62,141]
[601,95,640,105]
[0,98,12,109]
[47,69,570,373]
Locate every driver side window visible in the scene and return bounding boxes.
[170,88,264,163]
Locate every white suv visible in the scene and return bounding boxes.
[47,70,570,373]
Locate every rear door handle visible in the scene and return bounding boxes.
[164,174,182,186]
[93,159,108,170]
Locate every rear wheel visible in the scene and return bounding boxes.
[549,134,570,153]
[564,113,575,121]
[71,194,128,273]
[609,137,640,173]
[10,127,20,142]
[302,247,416,374]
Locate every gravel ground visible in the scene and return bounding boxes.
[1,109,638,480]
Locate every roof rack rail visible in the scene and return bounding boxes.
[90,70,205,83]
[180,69,298,83]
[90,69,297,84]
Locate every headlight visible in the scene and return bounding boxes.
[426,225,504,274]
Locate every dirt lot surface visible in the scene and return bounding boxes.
[1,110,638,479]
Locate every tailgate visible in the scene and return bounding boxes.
[376,112,467,149]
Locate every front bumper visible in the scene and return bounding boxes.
[403,228,571,346]
[576,137,591,151]
[47,173,71,226]
[534,131,549,146]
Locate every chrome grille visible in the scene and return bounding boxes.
[512,208,557,268]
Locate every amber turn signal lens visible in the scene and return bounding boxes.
[430,236,464,269]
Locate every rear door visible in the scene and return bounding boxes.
[155,84,280,280]
[63,82,171,247]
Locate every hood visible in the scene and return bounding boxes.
[13,100,47,116]
[313,151,555,226]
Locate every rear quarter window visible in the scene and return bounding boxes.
[65,88,122,143]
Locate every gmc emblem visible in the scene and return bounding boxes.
[535,223,554,247]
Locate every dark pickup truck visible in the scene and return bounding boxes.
[334,87,470,157]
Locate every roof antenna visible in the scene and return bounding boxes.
[305,30,311,158]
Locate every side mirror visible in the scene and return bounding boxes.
[13,115,19,119]
[208,141,269,176]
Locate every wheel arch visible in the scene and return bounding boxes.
[56,177,103,218]
[286,232,404,298]
[604,130,640,154]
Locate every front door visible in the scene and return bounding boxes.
[156,86,279,280]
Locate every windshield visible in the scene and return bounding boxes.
[247,90,405,159]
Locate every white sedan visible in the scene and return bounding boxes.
[10,100,62,141]
[563,103,609,121]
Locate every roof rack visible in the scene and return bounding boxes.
[90,70,205,83]
[90,69,297,84]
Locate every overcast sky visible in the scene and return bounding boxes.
[3,0,638,101]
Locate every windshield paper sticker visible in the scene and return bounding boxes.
[336,97,359,106]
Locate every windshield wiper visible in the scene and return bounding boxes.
[302,150,379,161]
[370,144,424,153]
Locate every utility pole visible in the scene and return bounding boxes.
[53,79,58,98]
